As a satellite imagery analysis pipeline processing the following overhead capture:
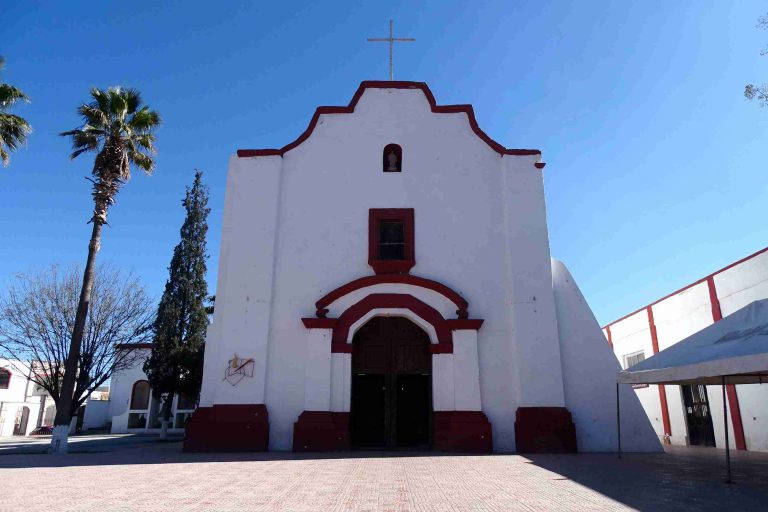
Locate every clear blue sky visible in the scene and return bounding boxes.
[2,1,767,326]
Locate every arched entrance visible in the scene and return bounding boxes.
[350,316,432,448]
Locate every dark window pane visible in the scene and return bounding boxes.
[380,221,404,244]
[379,221,405,260]
[380,244,405,260]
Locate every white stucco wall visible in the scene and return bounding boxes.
[202,84,644,452]
[552,260,661,452]
[110,349,193,434]
[0,360,46,436]
[606,247,768,452]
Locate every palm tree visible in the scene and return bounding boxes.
[0,56,32,166]
[52,87,160,453]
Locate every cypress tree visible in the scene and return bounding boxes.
[144,170,209,438]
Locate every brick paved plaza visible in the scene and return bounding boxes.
[1,439,767,511]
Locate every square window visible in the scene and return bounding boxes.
[368,209,414,274]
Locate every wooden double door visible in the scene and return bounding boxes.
[350,317,432,449]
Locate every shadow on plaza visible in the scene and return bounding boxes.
[524,447,768,511]
[3,437,768,509]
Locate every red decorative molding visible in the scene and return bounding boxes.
[445,319,484,330]
[514,407,577,453]
[315,274,469,318]
[183,404,269,452]
[433,411,492,452]
[331,343,353,353]
[301,318,338,329]
[293,411,350,451]
[368,208,415,275]
[237,81,541,158]
[534,162,546,169]
[603,245,768,329]
[707,277,747,451]
[647,307,672,439]
[332,293,453,353]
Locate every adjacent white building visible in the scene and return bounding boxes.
[604,246,768,452]
[185,81,660,453]
[108,345,196,434]
[0,359,54,436]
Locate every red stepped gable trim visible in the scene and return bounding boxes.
[707,277,747,451]
[237,81,541,158]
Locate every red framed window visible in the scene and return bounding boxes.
[368,208,415,274]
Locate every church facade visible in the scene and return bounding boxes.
[184,81,660,453]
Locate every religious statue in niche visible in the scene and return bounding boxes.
[383,143,402,172]
[223,354,254,386]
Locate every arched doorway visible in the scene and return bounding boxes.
[350,316,432,449]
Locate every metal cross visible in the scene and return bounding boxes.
[367,20,415,80]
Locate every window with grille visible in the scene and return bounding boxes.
[368,209,415,274]
[623,351,645,369]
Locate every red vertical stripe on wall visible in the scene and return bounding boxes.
[707,277,747,451]
[605,325,613,348]
[647,306,672,439]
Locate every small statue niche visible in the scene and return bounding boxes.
[383,144,402,172]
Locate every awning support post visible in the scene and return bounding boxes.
[616,382,622,459]
[722,376,732,484]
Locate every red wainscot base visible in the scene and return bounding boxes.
[183,404,269,452]
[433,411,493,453]
[514,407,577,453]
[293,411,351,451]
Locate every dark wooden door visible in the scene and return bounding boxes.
[682,385,715,447]
[351,317,431,449]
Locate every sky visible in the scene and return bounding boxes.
[2,0,767,326]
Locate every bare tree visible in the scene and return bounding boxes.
[0,264,153,446]
[745,14,768,106]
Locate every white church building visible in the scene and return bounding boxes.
[184,81,660,453]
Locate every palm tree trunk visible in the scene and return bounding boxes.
[50,221,102,454]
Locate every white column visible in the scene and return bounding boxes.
[432,353,455,411]
[501,155,566,407]
[200,154,283,406]
[304,328,333,411]
[331,353,352,412]
[453,330,482,411]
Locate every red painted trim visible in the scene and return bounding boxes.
[301,318,337,329]
[605,325,613,349]
[707,277,747,451]
[368,208,415,275]
[514,407,577,453]
[115,343,153,350]
[237,81,541,158]
[445,319,484,330]
[433,411,493,452]
[332,293,455,353]
[604,245,768,329]
[331,343,354,353]
[183,404,269,452]
[725,385,747,450]
[534,162,546,169]
[706,277,723,323]
[647,307,672,438]
[315,274,469,317]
